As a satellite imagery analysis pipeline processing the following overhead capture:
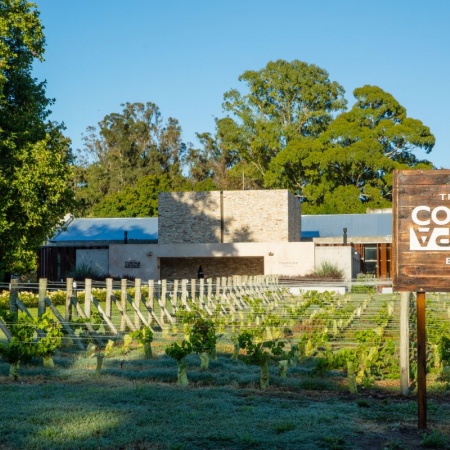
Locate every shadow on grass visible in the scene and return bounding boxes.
[1,348,450,450]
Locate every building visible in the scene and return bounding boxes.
[39,190,378,282]
[301,210,392,278]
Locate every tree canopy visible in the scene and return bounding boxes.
[76,60,435,218]
[0,0,75,277]
[215,60,347,181]
[264,85,435,213]
[74,102,190,216]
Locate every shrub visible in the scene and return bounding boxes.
[67,263,107,281]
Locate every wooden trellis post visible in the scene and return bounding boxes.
[84,278,92,318]
[9,278,18,321]
[181,279,187,307]
[189,278,194,302]
[147,279,155,323]
[120,278,127,332]
[134,278,141,329]
[38,278,47,318]
[65,278,73,322]
[105,278,113,319]
[161,279,167,316]
[199,278,205,300]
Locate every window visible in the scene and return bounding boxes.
[364,246,377,275]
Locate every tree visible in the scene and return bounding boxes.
[89,173,173,218]
[214,60,346,182]
[75,102,189,216]
[0,0,75,276]
[265,85,435,213]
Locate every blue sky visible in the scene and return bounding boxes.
[33,0,450,168]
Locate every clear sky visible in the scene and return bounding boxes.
[33,0,450,168]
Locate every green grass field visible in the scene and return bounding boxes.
[1,345,450,450]
[2,290,450,449]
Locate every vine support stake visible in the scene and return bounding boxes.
[416,291,427,430]
[399,291,410,396]
[38,278,47,318]
[9,278,18,322]
[65,278,73,323]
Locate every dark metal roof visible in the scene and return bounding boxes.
[301,213,392,238]
[50,218,158,243]
[49,213,392,243]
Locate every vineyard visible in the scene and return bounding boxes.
[1,277,450,390]
[2,278,450,449]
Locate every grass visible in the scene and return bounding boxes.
[1,348,450,450]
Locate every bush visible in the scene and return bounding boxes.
[66,263,107,281]
[310,262,344,280]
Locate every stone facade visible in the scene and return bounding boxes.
[158,190,301,244]
[160,256,264,281]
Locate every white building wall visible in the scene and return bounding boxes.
[109,242,315,280]
[314,246,356,281]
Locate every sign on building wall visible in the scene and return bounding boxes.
[393,170,450,291]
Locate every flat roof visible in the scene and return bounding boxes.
[301,213,392,238]
[50,218,158,243]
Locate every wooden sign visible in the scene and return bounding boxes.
[393,170,450,292]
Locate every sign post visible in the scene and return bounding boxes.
[393,169,450,430]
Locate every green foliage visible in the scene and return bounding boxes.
[74,102,190,216]
[67,263,106,281]
[265,85,434,213]
[0,310,63,377]
[237,331,287,366]
[0,315,35,367]
[131,326,154,345]
[35,312,63,358]
[0,1,75,275]
[310,261,344,279]
[218,60,346,179]
[438,335,450,365]
[420,430,449,448]
[89,173,173,218]
[131,326,154,359]
[165,340,192,362]
[189,318,217,355]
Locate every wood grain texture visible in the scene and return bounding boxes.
[393,170,450,292]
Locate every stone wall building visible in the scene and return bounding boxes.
[158,190,301,244]
[39,189,361,282]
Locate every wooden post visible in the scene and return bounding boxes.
[120,279,127,332]
[9,278,18,321]
[38,278,47,318]
[215,277,220,296]
[161,279,167,324]
[417,291,427,430]
[65,278,73,322]
[105,278,113,319]
[191,278,196,303]
[207,278,212,305]
[199,278,205,301]
[181,279,187,306]
[134,278,141,329]
[400,291,410,396]
[172,279,178,311]
[84,279,92,318]
[147,280,155,323]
